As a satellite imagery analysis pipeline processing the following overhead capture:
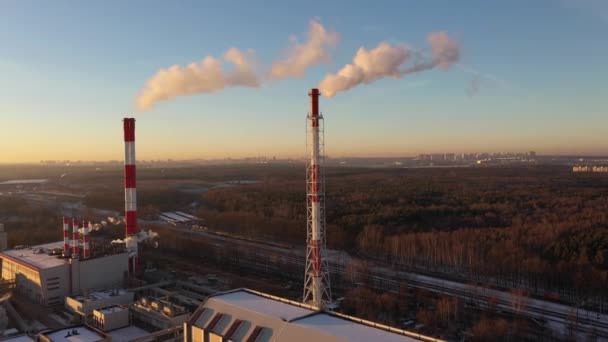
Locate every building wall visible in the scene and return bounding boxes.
[1,259,41,303]
[40,266,70,306]
[79,253,128,292]
[1,257,70,306]
[92,308,129,331]
[66,292,134,316]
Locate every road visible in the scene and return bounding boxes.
[159,223,608,339]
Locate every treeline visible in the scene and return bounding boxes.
[0,197,60,246]
[198,166,608,300]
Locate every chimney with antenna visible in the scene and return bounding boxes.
[72,218,80,257]
[303,88,332,308]
[123,118,138,272]
[63,217,70,255]
[82,221,90,259]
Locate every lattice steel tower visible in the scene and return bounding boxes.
[303,88,332,309]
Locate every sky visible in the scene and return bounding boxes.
[1,0,607,163]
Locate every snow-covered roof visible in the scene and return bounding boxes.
[44,326,105,342]
[192,289,442,342]
[0,241,66,270]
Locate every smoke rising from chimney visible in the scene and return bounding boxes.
[268,19,339,80]
[135,22,461,108]
[319,32,460,97]
[136,48,259,111]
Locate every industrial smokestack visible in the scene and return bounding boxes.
[123,118,138,272]
[303,88,332,309]
[83,221,91,259]
[63,217,70,254]
[72,218,80,257]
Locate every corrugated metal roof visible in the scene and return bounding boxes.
[190,289,444,342]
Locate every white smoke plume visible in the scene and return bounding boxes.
[268,19,339,80]
[112,229,159,245]
[319,31,460,97]
[136,48,259,111]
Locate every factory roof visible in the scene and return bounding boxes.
[43,326,106,342]
[189,289,443,342]
[0,179,49,185]
[208,289,314,321]
[73,289,132,303]
[0,335,35,342]
[0,241,66,270]
[106,325,150,342]
[96,305,127,315]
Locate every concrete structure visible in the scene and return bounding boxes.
[66,290,134,317]
[0,241,128,306]
[123,118,138,273]
[39,324,159,342]
[92,306,130,332]
[131,297,190,330]
[0,304,7,330]
[304,88,331,309]
[39,326,109,342]
[183,289,443,342]
[0,223,7,252]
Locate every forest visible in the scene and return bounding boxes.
[195,165,608,303]
[2,163,607,306]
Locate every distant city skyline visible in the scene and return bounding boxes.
[1,1,607,163]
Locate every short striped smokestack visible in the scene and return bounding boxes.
[63,217,70,254]
[83,221,91,259]
[72,218,80,257]
[123,118,138,272]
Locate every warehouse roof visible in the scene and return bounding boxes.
[189,289,443,342]
[0,241,66,270]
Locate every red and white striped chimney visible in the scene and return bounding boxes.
[123,118,138,272]
[63,217,70,254]
[72,218,80,257]
[82,221,90,259]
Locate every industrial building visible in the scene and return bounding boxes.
[183,288,441,342]
[0,240,128,306]
[0,96,444,341]
[159,212,200,225]
[66,289,134,318]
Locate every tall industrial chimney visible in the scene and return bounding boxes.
[82,221,90,259]
[63,217,70,254]
[123,118,138,272]
[72,218,80,257]
[303,88,332,308]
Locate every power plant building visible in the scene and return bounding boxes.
[184,289,440,342]
[0,241,128,306]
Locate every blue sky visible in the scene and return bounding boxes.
[0,0,607,162]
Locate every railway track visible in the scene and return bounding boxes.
[164,224,608,338]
